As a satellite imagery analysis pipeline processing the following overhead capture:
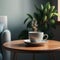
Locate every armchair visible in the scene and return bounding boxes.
[0,16,11,60]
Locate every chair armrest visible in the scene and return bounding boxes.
[1,29,11,43]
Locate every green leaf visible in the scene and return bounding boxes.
[24,17,29,24]
[43,15,47,22]
[47,2,51,10]
[50,6,55,12]
[46,2,50,6]
[41,4,44,10]
[50,19,56,29]
[44,7,48,14]
[27,14,33,19]
[49,13,54,18]
[52,6,55,11]
[53,13,58,16]
[50,19,55,24]
[44,2,50,12]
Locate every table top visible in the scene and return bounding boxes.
[3,39,60,53]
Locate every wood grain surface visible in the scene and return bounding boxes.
[3,40,60,53]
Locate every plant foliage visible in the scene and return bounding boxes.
[18,2,58,39]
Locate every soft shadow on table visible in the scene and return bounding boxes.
[13,43,44,47]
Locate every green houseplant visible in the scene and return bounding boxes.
[18,2,58,39]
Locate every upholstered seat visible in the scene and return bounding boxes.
[0,16,11,60]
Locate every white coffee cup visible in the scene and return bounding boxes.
[29,31,48,43]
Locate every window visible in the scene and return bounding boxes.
[58,0,60,22]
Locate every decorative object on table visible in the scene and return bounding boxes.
[18,2,58,39]
[29,31,48,43]
[24,39,47,46]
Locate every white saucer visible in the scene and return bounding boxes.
[24,39,47,45]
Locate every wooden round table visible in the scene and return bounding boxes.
[3,39,60,60]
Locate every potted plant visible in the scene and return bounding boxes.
[18,2,58,39]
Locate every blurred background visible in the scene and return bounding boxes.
[0,0,60,60]
[0,0,59,40]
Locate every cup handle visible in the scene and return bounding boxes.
[43,34,48,40]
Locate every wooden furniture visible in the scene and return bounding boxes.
[3,40,60,60]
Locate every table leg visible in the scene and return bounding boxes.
[52,52,56,60]
[47,52,56,60]
[11,52,17,60]
[33,53,35,60]
[47,53,51,60]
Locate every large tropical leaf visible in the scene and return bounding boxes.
[27,14,33,19]
[24,14,33,24]
[24,17,29,24]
